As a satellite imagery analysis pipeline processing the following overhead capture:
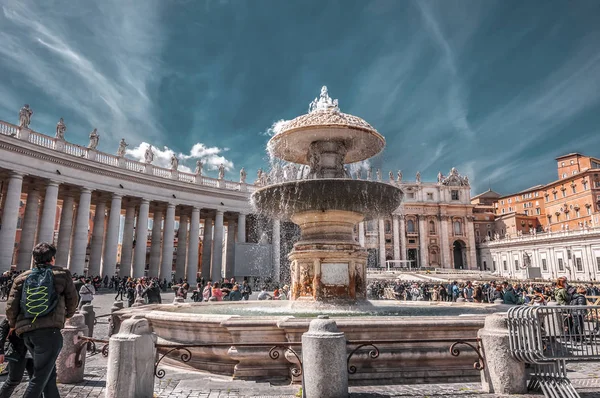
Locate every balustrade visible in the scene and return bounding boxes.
[64,142,88,157]
[178,172,195,183]
[29,131,55,149]
[0,121,18,136]
[202,177,218,187]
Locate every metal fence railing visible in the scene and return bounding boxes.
[508,305,600,398]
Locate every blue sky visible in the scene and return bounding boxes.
[1,0,599,196]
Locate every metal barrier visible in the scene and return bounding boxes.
[508,305,600,398]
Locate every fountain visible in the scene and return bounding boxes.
[252,86,402,301]
[116,87,505,385]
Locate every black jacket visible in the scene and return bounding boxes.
[142,286,162,304]
[0,318,27,360]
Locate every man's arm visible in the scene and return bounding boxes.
[5,276,24,328]
[63,271,79,318]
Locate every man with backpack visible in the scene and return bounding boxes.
[5,242,78,398]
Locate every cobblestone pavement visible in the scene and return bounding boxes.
[2,292,600,397]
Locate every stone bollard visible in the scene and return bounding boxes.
[478,312,527,394]
[57,314,89,384]
[80,304,95,338]
[105,315,157,398]
[302,315,348,398]
[173,296,185,304]
[132,296,145,307]
[109,301,124,337]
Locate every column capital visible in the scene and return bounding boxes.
[166,202,176,209]
[9,171,24,179]
[111,193,123,200]
[216,209,224,216]
[439,215,450,221]
[80,187,93,195]
[140,198,150,205]
[191,206,200,213]
[46,180,60,187]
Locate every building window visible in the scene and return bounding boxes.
[566,213,570,220]
[407,192,415,199]
[508,198,512,204]
[514,259,519,270]
[453,221,462,235]
[407,220,415,233]
[553,193,558,200]
[562,173,567,178]
[16,217,22,229]
[451,190,459,201]
[576,257,583,272]
[556,214,560,221]
[542,258,547,271]
[562,190,567,198]
[570,160,574,165]
[561,162,565,167]
[501,200,504,205]
[573,171,577,175]
[596,257,600,272]
[483,261,487,270]
[429,220,435,234]
[492,260,497,270]
[501,209,505,214]
[503,260,507,271]
[536,208,541,215]
[576,210,580,218]
[427,192,433,200]
[558,258,564,271]
[572,186,576,194]
[524,210,529,216]
[588,207,592,215]
[549,215,552,223]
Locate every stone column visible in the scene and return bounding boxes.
[119,202,136,275]
[418,215,429,267]
[132,199,150,277]
[272,219,281,282]
[174,214,188,281]
[440,215,451,268]
[148,209,163,277]
[302,316,347,398]
[56,314,88,384]
[478,312,527,394]
[88,199,106,276]
[105,316,157,398]
[37,181,60,243]
[160,203,175,280]
[211,210,224,281]
[187,207,200,283]
[399,215,407,261]
[17,187,40,270]
[70,188,92,276]
[237,213,246,243]
[55,193,75,266]
[201,217,213,280]
[102,194,122,277]
[358,222,365,247]
[392,215,400,261]
[378,218,386,268]
[466,216,477,270]
[225,219,236,279]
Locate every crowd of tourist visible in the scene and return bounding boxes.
[367,277,600,306]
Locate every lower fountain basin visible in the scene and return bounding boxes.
[251,179,403,220]
[117,300,506,385]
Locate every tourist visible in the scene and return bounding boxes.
[258,287,273,300]
[177,282,190,300]
[0,317,34,397]
[78,278,96,309]
[491,285,504,302]
[126,282,136,307]
[241,280,252,300]
[142,281,162,304]
[473,283,483,303]
[211,282,224,301]
[570,286,588,340]
[202,282,212,301]
[280,285,289,300]
[229,285,242,301]
[462,281,474,302]
[555,277,571,305]
[6,242,78,397]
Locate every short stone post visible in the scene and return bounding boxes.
[109,301,124,337]
[105,315,157,398]
[18,128,30,141]
[80,303,95,337]
[132,296,145,307]
[302,315,348,398]
[173,296,185,304]
[56,314,89,384]
[478,312,527,394]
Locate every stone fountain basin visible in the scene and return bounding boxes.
[117,300,506,385]
[251,179,402,220]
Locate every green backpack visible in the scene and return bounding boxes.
[20,266,58,323]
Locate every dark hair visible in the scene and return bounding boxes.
[32,242,56,264]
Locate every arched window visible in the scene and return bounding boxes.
[429,220,435,234]
[454,220,462,235]
[407,219,415,233]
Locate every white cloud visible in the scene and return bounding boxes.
[126,142,234,174]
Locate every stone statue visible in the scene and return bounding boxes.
[170,154,179,170]
[291,165,298,180]
[376,169,382,181]
[117,138,128,157]
[260,171,268,186]
[389,171,394,182]
[55,118,66,140]
[87,129,99,149]
[416,171,421,184]
[195,160,203,175]
[218,163,225,180]
[256,168,263,184]
[240,167,247,183]
[308,86,339,113]
[144,146,154,163]
[19,104,33,129]
[367,168,372,181]
[397,170,403,182]
[437,171,443,183]
[355,168,362,180]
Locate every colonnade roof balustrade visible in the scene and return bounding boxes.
[0,119,255,213]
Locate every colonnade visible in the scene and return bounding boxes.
[0,171,247,280]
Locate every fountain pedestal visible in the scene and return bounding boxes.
[290,210,367,301]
